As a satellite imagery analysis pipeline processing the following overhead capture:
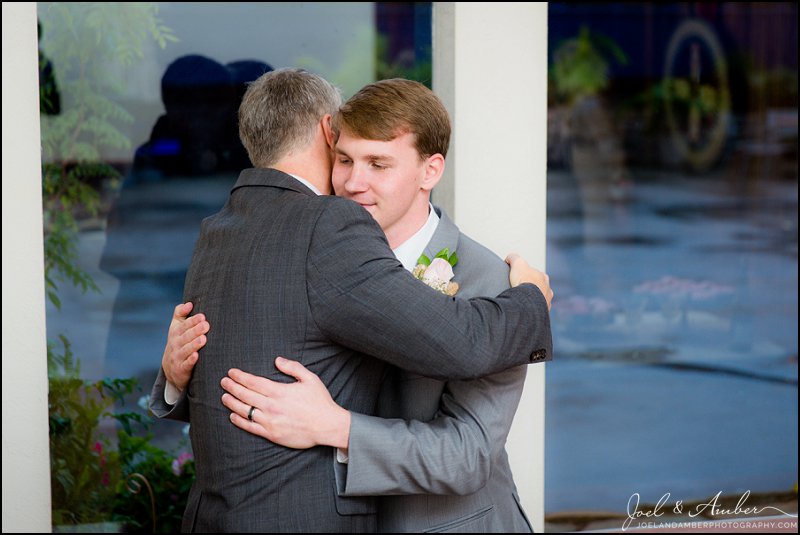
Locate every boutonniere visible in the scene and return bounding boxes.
[412,247,459,296]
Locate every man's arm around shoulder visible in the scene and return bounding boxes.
[306,198,551,380]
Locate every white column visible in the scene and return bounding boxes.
[434,3,548,531]
[2,2,52,532]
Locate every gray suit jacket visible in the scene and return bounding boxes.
[339,208,539,532]
[150,169,551,532]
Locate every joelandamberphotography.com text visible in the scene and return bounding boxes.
[623,490,798,531]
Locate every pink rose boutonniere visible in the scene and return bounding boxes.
[412,247,459,296]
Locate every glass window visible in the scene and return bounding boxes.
[546,2,797,530]
[39,2,431,528]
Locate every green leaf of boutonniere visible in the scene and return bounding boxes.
[421,248,458,268]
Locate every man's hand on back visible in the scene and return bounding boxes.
[505,253,554,310]
[221,357,351,450]
[162,302,209,391]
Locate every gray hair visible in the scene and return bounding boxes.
[238,68,342,168]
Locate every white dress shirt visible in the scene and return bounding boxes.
[290,174,323,196]
[391,204,440,271]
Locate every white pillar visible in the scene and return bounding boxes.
[2,2,52,532]
[434,3,548,531]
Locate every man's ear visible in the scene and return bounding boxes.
[421,153,445,192]
[321,114,335,151]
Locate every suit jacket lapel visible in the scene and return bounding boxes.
[422,205,460,266]
[231,167,317,197]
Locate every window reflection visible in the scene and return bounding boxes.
[39,0,432,465]
[546,2,797,528]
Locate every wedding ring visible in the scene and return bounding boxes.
[247,406,256,421]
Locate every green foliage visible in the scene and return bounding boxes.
[39,4,186,530]
[49,338,195,531]
[42,162,105,309]
[39,3,177,308]
[48,336,129,525]
[113,430,195,533]
[434,247,458,267]
[550,26,628,103]
[419,247,458,268]
[39,3,178,162]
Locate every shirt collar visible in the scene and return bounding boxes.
[392,203,440,272]
[288,173,322,196]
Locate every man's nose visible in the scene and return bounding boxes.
[345,165,368,193]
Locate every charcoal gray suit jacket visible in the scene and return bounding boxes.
[150,168,551,532]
